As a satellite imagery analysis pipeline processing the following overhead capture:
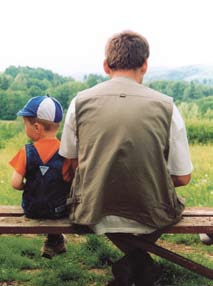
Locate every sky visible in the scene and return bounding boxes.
[0,0,213,77]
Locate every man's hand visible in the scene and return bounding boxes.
[171,174,191,187]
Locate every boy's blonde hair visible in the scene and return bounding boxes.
[105,30,149,71]
[25,117,60,131]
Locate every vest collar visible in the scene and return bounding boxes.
[111,76,139,84]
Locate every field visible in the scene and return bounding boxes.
[0,123,213,285]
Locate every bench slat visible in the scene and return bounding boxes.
[183,207,213,216]
[0,206,23,216]
[0,215,212,234]
[0,206,212,234]
[0,216,92,234]
[164,217,213,233]
[1,206,213,217]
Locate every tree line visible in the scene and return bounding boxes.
[0,66,107,120]
[0,65,213,120]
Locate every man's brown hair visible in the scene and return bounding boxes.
[105,30,149,71]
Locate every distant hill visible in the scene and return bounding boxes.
[144,65,213,85]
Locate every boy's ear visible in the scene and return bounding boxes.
[103,59,110,75]
[34,122,43,133]
[33,122,39,131]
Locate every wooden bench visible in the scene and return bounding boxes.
[0,206,212,280]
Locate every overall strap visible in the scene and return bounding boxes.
[46,150,63,170]
[25,143,43,172]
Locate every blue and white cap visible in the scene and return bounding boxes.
[17,95,63,122]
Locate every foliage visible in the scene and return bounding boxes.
[175,99,213,144]
[83,74,108,88]
[185,119,213,144]
[148,80,213,103]
[0,120,23,148]
[49,81,88,110]
[0,66,108,120]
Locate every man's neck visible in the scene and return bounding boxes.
[108,69,144,84]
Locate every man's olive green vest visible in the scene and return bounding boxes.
[69,77,184,229]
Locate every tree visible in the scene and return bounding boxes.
[4,66,19,78]
[50,81,88,109]
[0,91,27,120]
[183,82,203,101]
[28,86,43,98]
[84,74,108,88]
[178,102,200,119]
[0,75,11,90]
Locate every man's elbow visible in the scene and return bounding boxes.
[171,174,191,187]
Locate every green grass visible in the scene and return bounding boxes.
[177,144,213,207]
[0,119,23,149]
[0,235,117,286]
[0,129,213,285]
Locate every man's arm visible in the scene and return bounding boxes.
[59,97,78,160]
[168,104,193,185]
[171,174,191,187]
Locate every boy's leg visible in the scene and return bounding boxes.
[41,234,67,259]
[106,232,162,286]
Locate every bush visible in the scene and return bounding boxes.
[0,120,23,149]
[185,119,213,144]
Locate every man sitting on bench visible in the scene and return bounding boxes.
[59,30,193,286]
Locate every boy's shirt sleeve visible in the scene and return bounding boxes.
[9,148,26,177]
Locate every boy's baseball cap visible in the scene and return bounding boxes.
[17,95,63,122]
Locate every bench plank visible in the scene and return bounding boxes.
[0,216,211,234]
[183,207,213,216]
[165,217,213,233]
[1,206,213,216]
[0,206,23,216]
[0,206,213,233]
[0,210,213,234]
[0,216,92,234]
[1,205,213,217]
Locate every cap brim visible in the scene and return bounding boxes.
[16,110,35,117]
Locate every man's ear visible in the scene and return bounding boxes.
[141,59,148,75]
[103,59,110,75]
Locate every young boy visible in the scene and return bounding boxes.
[9,95,74,258]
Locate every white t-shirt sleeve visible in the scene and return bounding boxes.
[59,96,78,159]
[167,104,193,176]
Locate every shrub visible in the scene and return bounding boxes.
[185,119,213,144]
